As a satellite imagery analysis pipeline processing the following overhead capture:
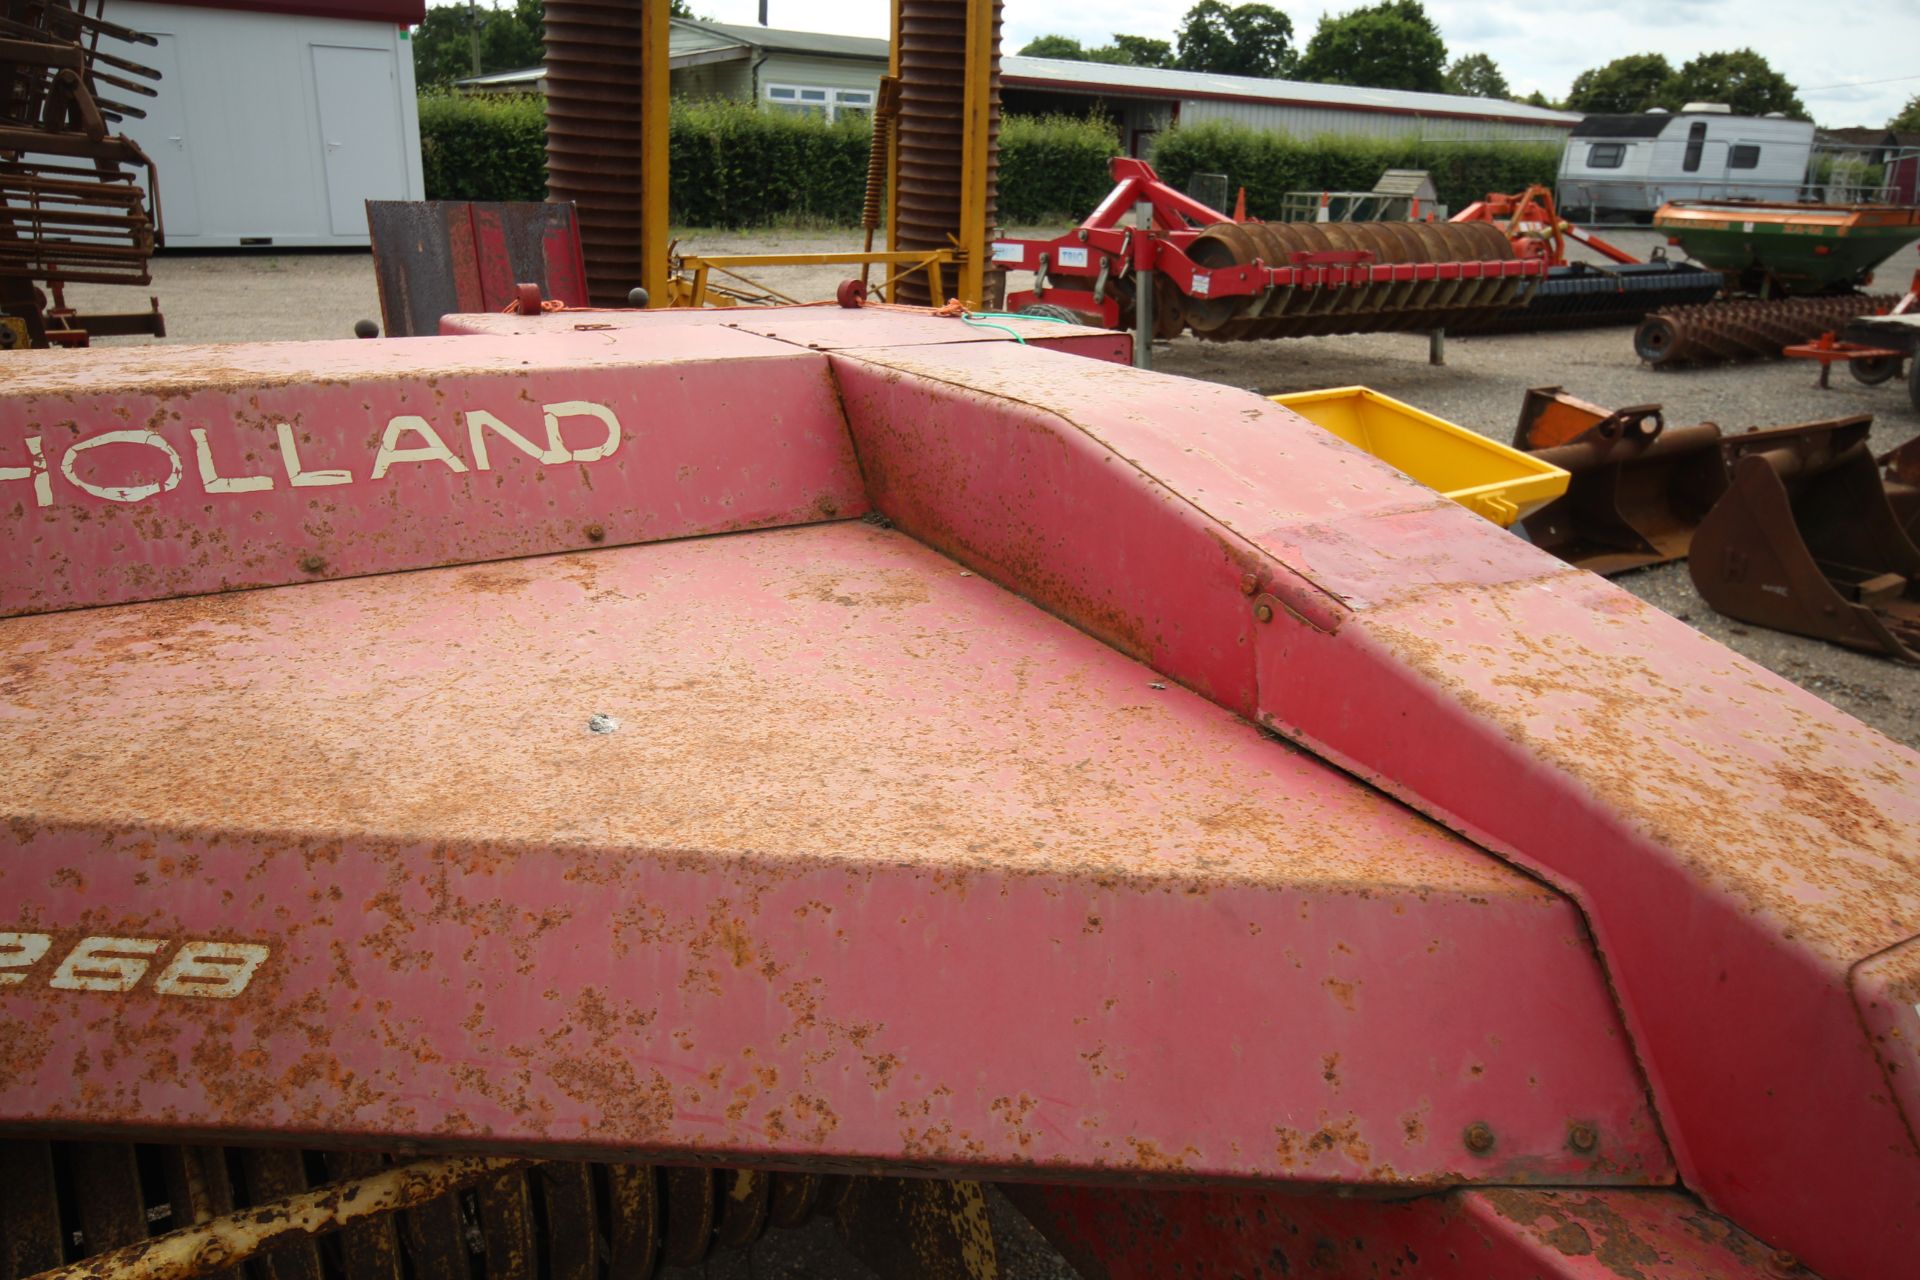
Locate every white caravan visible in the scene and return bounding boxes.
[1557,106,1816,219]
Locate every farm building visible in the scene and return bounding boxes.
[106,0,427,248]
[999,58,1582,155]
[458,19,887,120]
[458,21,1579,155]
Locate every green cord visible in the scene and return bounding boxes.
[958,310,1072,343]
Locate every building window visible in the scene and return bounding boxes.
[1586,142,1626,169]
[1683,121,1707,172]
[766,84,872,121]
[1728,143,1761,170]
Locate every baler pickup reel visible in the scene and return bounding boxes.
[1514,387,1920,662]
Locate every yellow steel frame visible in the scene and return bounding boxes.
[956,0,993,308]
[639,0,670,307]
[667,249,955,309]
[640,0,994,312]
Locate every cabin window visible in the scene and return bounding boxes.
[1586,143,1626,169]
[1728,143,1761,170]
[766,84,871,122]
[1683,122,1708,172]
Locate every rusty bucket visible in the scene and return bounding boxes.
[1691,417,1920,662]
[1511,386,1727,574]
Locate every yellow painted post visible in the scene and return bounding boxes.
[639,0,670,306]
[956,0,993,308]
[884,0,903,304]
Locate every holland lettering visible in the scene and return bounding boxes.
[0,400,623,508]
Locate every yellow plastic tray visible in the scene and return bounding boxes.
[1270,387,1569,528]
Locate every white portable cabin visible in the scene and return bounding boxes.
[105,0,426,248]
[1556,106,1815,218]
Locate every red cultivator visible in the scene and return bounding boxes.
[2,306,1918,1280]
[997,157,1544,340]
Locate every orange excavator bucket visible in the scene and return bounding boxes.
[1510,386,1727,574]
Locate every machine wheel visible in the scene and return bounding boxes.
[1850,354,1900,386]
[1020,303,1086,324]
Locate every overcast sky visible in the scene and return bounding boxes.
[660,0,1920,126]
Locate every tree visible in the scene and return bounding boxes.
[1019,32,1174,67]
[1564,53,1672,114]
[1521,89,1558,109]
[411,0,544,88]
[1893,93,1920,132]
[1110,34,1174,69]
[1174,1,1296,78]
[1444,52,1508,100]
[1662,49,1806,119]
[1296,1,1447,93]
[1018,34,1087,59]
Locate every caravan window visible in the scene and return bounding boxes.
[1683,122,1708,172]
[1729,144,1761,170]
[1586,142,1626,169]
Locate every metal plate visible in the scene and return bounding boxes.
[369,202,589,338]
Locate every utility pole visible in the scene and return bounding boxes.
[468,0,482,77]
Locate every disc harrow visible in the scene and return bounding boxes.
[1634,295,1898,367]
[1182,217,1520,339]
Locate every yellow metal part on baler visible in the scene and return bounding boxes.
[1272,386,1569,528]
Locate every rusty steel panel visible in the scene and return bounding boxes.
[436,304,1131,362]
[368,201,590,338]
[0,520,1665,1186]
[825,340,1920,1280]
[0,327,866,616]
[1009,1184,1810,1279]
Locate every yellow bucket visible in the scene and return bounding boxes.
[1270,387,1569,528]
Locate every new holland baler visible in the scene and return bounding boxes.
[1,306,1916,1280]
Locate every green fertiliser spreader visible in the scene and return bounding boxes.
[1637,201,1920,366]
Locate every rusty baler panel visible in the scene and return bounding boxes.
[0,520,1669,1185]
[0,329,866,616]
[1009,1183,1809,1280]
[826,342,1920,1280]
[435,304,1130,362]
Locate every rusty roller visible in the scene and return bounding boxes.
[892,0,1001,307]
[543,0,649,308]
[1634,295,1900,368]
[2,1140,986,1280]
[1181,219,1525,340]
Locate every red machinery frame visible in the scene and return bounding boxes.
[996,158,1543,328]
[2,307,1917,1280]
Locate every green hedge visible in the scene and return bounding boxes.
[668,99,869,227]
[419,92,1122,228]
[418,90,547,207]
[1147,121,1563,217]
[998,114,1122,223]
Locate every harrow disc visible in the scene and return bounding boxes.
[1634,294,1900,367]
[1182,218,1527,341]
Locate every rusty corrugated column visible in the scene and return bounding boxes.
[544,0,668,307]
[891,0,1000,307]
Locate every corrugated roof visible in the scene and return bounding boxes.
[1002,56,1582,128]
[673,18,887,62]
